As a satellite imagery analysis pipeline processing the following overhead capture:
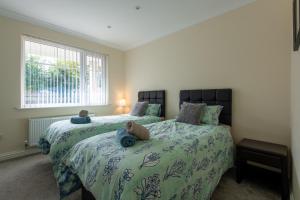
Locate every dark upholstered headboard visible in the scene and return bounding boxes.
[179,89,232,125]
[138,90,166,117]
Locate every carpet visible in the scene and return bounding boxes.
[0,154,281,200]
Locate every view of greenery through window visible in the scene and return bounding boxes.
[25,56,81,105]
[22,36,107,108]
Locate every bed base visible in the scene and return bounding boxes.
[82,186,95,200]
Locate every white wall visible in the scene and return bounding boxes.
[0,15,125,155]
[125,0,292,146]
[291,50,300,200]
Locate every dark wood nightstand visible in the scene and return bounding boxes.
[236,139,289,200]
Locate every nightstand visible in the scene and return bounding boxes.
[236,139,289,200]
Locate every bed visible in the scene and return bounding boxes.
[57,89,233,200]
[38,90,165,185]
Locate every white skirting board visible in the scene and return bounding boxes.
[290,192,295,200]
[0,148,41,162]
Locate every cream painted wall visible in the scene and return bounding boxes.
[0,16,125,154]
[291,51,300,200]
[125,0,292,146]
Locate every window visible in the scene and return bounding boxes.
[21,36,108,108]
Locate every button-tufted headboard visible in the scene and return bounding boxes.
[179,89,232,125]
[138,90,166,117]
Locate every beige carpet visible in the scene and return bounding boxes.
[0,154,281,200]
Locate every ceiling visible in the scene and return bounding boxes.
[0,0,255,51]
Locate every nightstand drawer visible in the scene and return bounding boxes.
[239,149,281,168]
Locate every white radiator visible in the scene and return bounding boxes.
[28,113,95,146]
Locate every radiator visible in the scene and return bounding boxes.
[28,113,95,146]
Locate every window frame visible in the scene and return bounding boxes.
[20,35,109,109]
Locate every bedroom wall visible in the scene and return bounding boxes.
[0,16,125,155]
[125,0,292,146]
[291,51,300,200]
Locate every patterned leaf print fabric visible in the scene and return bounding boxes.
[38,114,160,189]
[145,104,161,116]
[201,105,223,125]
[59,120,234,200]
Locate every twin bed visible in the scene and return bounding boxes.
[40,89,234,200]
[39,90,165,195]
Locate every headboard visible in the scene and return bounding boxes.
[179,89,232,125]
[138,90,166,117]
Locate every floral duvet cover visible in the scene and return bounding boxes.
[38,114,160,186]
[58,120,234,199]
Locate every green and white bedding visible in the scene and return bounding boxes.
[58,120,234,199]
[38,114,160,184]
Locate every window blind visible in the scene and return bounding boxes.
[21,36,108,108]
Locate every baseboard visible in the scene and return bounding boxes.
[0,148,41,162]
[291,191,295,200]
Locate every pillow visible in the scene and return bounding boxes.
[182,102,207,119]
[130,102,149,116]
[201,105,223,125]
[176,102,206,125]
[145,104,161,116]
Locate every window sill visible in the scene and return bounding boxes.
[15,104,111,110]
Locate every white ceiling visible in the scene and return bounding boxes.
[0,0,254,51]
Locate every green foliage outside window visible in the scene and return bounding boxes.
[25,56,81,93]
